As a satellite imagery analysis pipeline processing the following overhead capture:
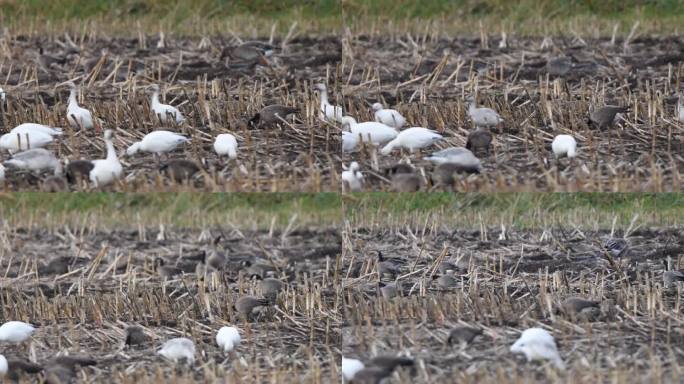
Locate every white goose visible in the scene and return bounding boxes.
[216,326,241,354]
[380,127,443,155]
[214,133,238,159]
[0,164,4,182]
[510,328,565,369]
[3,148,62,175]
[0,131,55,153]
[342,357,364,381]
[90,129,123,186]
[0,354,6,377]
[341,162,363,192]
[425,147,482,172]
[0,87,5,102]
[314,83,344,123]
[126,130,190,157]
[158,337,195,364]
[467,96,503,128]
[65,81,94,130]
[341,117,397,146]
[150,84,184,124]
[373,103,406,128]
[342,131,358,153]
[551,134,577,158]
[0,321,35,343]
[11,123,62,137]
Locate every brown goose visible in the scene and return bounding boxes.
[447,326,483,345]
[159,159,201,182]
[125,325,148,346]
[234,296,270,317]
[465,126,492,156]
[249,105,299,129]
[589,106,629,129]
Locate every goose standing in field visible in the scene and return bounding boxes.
[466,126,492,156]
[604,238,629,258]
[158,337,195,364]
[89,129,122,187]
[552,134,577,158]
[216,326,241,354]
[214,133,238,159]
[10,123,63,137]
[64,81,94,130]
[663,259,684,288]
[159,159,201,182]
[510,328,565,369]
[341,161,363,192]
[588,105,628,129]
[234,296,270,318]
[342,131,358,153]
[0,131,55,153]
[249,105,299,129]
[342,357,364,381]
[467,96,503,128]
[149,84,184,124]
[0,321,35,343]
[425,147,482,173]
[380,127,443,155]
[373,103,406,128]
[3,148,62,175]
[341,117,398,146]
[314,83,344,123]
[125,326,149,346]
[126,130,190,158]
[447,326,483,347]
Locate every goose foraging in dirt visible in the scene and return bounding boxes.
[425,147,482,173]
[0,321,35,343]
[11,123,62,137]
[64,81,94,130]
[249,105,299,128]
[466,127,492,156]
[373,103,406,128]
[159,159,201,182]
[149,84,184,124]
[126,130,190,157]
[551,134,577,158]
[467,96,503,128]
[341,117,397,146]
[447,326,483,346]
[342,357,364,381]
[510,328,565,369]
[158,337,195,364]
[589,106,628,129]
[234,296,270,317]
[216,326,241,354]
[214,133,238,159]
[380,127,442,155]
[3,148,62,175]
[89,129,122,187]
[314,83,344,123]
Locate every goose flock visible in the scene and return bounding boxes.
[0,81,243,189]
[0,319,244,380]
[337,85,643,191]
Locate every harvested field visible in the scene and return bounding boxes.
[0,215,342,382]
[342,198,684,382]
[0,34,342,191]
[340,34,684,192]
